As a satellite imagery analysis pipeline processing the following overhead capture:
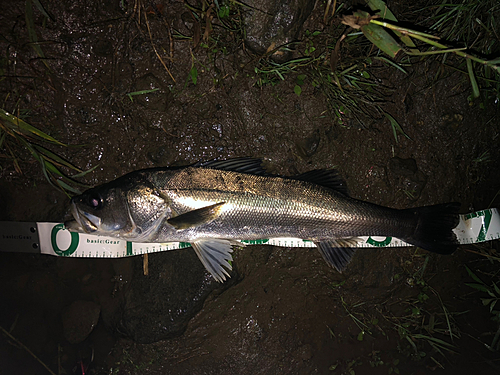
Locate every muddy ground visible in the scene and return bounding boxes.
[1,0,499,374]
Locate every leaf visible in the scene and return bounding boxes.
[366,0,397,21]
[361,23,401,58]
[493,282,500,295]
[0,108,66,146]
[374,56,407,74]
[294,85,302,96]
[190,66,198,85]
[384,112,409,143]
[365,0,416,49]
[465,282,491,293]
[0,131,6,148]
[218,5,230,18]
[72,164,99,178]
[466,59,480,99]
[25,0,50,70]
[32,0,55,21]
[490,299,497,313]
[33,144,82,172]
[465,265,484,284]
[56,179,82,195]
[126,88,159,102]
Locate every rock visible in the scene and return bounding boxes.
[295,129,321,158]
[108,249,237,344]
[243,0,316,60]
[62,300,101,344]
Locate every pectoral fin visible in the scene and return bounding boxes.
[167,202,225,230]
[314,238,360,272]
[192,239,245,282]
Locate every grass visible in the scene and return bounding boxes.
[132,0,499,130]
[368,0,499,101]
[465,265,500,351]
[0,0,94,196]
[4,0,499,187]
[0,107,93,196]
[252,26,395,127]
[331,263,460,372]
[340,3,500,105]
[381,256,461,368]
[426,0,500,55]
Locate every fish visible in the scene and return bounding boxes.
[65,158,460,282]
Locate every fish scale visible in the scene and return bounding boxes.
[149,167,414,242]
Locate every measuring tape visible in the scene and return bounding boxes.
[0,209,498,258]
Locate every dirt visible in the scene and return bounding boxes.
[1,0,500,374]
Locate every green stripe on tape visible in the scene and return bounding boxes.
[51,223,79,256]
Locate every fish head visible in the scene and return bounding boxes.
[66,174,169,241]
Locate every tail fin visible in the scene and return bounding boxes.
[403,203,460,255]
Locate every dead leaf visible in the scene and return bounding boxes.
[266,42,276,54]
[331,34,346,72]
[341,12,379,29]
[203,4,214,42]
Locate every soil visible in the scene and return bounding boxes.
[1,1,499,374]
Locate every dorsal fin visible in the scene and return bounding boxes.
[194,158,270,176]
[194,158,349,194]
[293,169,349,195]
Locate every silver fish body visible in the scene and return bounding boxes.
[67,159,460,281]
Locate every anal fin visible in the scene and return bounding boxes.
[192,239,245,282]
[314,238,360,272]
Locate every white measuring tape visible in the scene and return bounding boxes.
[1,208,499,258]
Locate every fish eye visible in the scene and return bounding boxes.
[87,192,103,210]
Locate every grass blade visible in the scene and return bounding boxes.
[366,0,417,49]
[33,144,82,172]
[374,56,407,74]
[0,109,65,146]
[56,179,82,195]
[465,265,484,284]
[466,59,480,98]
[71,164,99,178]
[361,22,401,58]
[384,112,410,143]
[25,0,50,70]
[126,88,160,102]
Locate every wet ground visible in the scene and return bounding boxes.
[1,0,500,374]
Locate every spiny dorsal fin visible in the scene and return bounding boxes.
[195,158,269,176]
[195,158,349,195]
[294,169,349,195]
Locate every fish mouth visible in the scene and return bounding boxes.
[66,201,101,233]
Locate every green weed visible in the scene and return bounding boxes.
[0,108,93,196]
[387,256,460,367]
[465,266,500,351]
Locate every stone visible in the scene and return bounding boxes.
[105,249,237,344]
[243,0,316,60]
[62,300,101,344]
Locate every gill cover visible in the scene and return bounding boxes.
[68,171,169,241]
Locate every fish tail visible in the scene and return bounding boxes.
[402,203,461,254]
